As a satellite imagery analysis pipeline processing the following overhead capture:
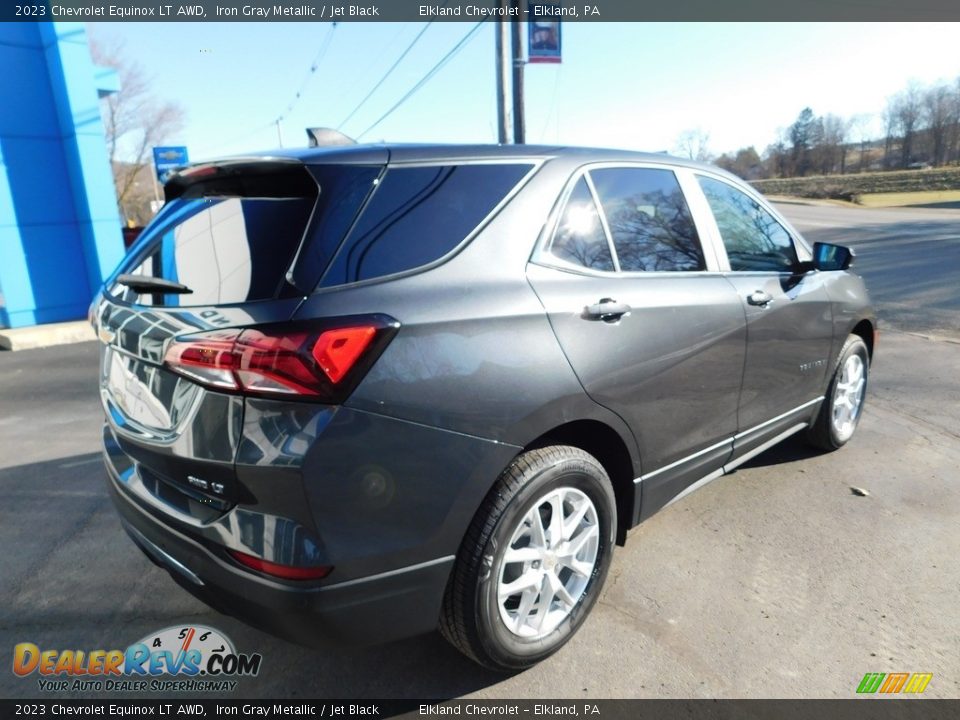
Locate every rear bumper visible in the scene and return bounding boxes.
[106,458,454,646]
[102,400,521,646]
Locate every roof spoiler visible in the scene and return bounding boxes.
[163,158,312,201]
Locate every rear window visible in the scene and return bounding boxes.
[319,163,533,287]
[114,166,319,307]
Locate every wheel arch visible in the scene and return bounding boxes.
[522,419,637,546]
[850,318,876,361]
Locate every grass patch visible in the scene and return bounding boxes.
[856,190,960,208]
[751,167,960,202]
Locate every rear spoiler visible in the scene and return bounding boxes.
[163,158,310,202]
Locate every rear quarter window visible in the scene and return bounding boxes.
[319,163,533,286]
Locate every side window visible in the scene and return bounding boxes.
[321,163,532,285]
[544,177,614,272]
[697,176,799,272]
[590,168,705,272]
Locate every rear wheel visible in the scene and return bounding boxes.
[807,334,870,450]
[440,446,616,671]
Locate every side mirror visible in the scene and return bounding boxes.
[813,242,855,271]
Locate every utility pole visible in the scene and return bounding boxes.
[509,5,525,144]
[495,13,511,144]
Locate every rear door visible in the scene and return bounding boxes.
[527,163,746,519]
[95,159,381,518]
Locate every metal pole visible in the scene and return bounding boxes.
[495,11,511,144]
[509,4,525,144]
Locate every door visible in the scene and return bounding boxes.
[527,165,746,519]
[692,174,836,462]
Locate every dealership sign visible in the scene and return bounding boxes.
[153,146,190,184]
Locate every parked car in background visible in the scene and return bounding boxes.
[91,144,874,670]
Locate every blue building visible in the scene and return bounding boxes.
[0,22,124,329]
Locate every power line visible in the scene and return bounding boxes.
[538,64,563,143]
[356,21,487,140]
[205,24,338,154]
[336,22,435,132]
[277,23,338,124]
[204,120,276,156]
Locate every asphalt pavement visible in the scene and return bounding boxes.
[780,201,960,340]
[1,203,958,700]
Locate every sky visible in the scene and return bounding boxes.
[86,21,960,162]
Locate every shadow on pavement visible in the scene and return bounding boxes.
[738,433,824,469]
[902,200,960,209]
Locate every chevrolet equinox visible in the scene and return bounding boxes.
[92,144,874,670]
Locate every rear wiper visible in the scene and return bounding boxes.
[115,274,193,294]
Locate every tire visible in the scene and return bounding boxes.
[440,445,616,671]
[807,334,870,451]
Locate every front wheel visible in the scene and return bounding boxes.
[807,334,870,450]
[440,446,616,671]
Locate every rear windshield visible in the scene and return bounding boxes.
[112,164,381,307]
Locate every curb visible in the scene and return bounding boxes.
[0,320,96,351]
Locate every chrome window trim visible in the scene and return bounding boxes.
[532,160,719,276]
[386,157,547,168]
[673,167,727,272]
[582,171,621,272]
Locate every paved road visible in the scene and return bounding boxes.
[777,201,960,340]
[2,205,958,701]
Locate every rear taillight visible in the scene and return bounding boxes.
[311,326,377,384]
[163,315,398,402]
[228,549,332,581]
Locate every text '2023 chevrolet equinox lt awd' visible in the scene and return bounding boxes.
[92,144,874,670]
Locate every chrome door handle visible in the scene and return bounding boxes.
[747,290,773,307]
[584,298,631,321]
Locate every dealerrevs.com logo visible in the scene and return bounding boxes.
[13,625,262,693]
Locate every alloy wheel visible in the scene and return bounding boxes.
[496,487,600,639]
[832,353,866,441]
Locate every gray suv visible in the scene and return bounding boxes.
[92,145,874,670]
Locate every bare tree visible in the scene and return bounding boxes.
[762,127,790,178]
[715,146,763,179]
[673,128,713,163]
[923,82,954,167]
[951,77,960,165]
[90,37,185,225]
[820,114,850,174]
[789,107,822,176]
[885,83,924,168]
[848,114,873,172]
